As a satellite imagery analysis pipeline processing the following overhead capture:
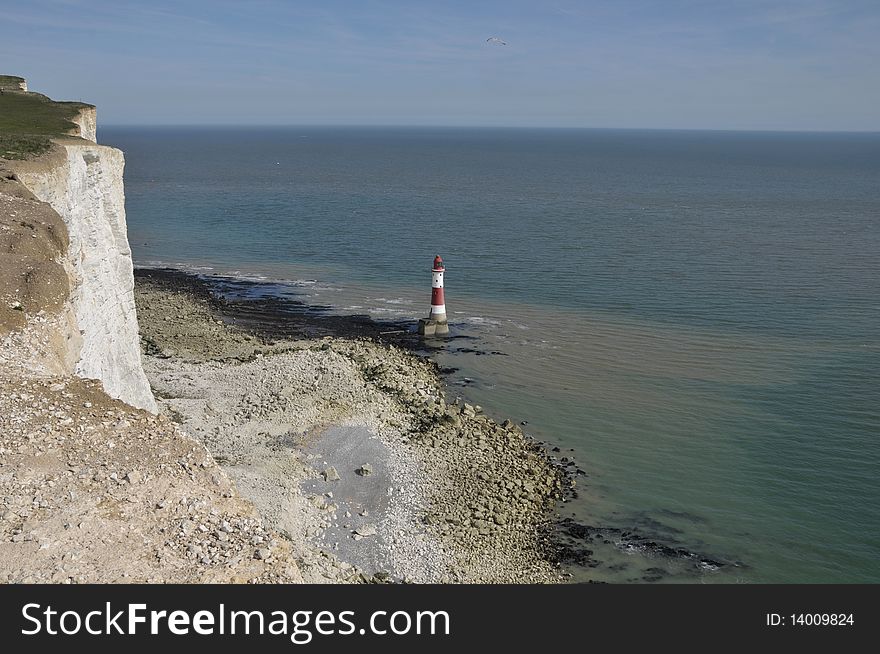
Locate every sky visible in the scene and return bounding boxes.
[2,0,879,130]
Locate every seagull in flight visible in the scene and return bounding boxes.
[486,37,507,45]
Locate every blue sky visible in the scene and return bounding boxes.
[3,0,879,129]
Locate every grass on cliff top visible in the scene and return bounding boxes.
[0,87,92,160]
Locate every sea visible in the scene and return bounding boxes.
[103,126,880,583]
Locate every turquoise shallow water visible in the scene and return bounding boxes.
[105,126,880,582]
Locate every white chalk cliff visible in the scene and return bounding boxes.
[14,106,157,412]
[71,105,97,142]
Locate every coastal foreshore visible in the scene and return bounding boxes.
[134,268,573,583]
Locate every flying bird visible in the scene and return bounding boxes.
[486,37,507,45]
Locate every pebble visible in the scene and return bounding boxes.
[354,525,377,537]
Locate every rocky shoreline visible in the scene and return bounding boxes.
[134,268,576,583]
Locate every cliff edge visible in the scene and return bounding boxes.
[1,78,155,411]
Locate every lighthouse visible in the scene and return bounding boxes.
[418,255,450,336]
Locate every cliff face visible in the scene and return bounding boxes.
[1,82,156,412]
[13,140,157,412]
[71,106,97,142]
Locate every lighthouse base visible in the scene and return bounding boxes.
[418,318,449,337]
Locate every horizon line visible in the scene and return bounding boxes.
[98,123,880,135]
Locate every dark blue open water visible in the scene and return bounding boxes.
[105,126,880,583]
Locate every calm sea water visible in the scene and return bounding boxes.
[104,126,880,583]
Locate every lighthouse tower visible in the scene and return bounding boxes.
[418,255,450,336]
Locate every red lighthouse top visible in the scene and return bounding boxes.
[432,255,445,272]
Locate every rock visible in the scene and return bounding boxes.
[124,471,141,484]
[254,548,271,560]
[354,525,377,537]
[355,463,373,476]
[323,466,340,482]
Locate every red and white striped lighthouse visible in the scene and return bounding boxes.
[418,255,450,336]
[429,255,446,320]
